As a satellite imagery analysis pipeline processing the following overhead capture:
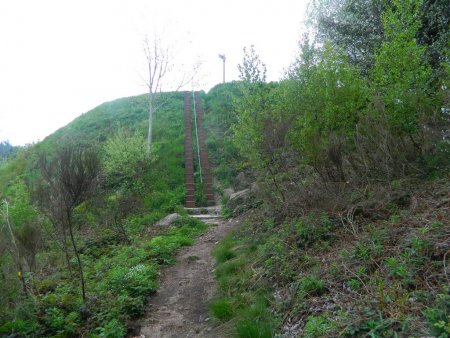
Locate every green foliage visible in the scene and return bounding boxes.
[102,129,150,190]
[0,91,205,336]
[297,275,326,298]
[0,319,39,336]
[384,257,409,279]
[97,318,126,338]
[238,45,267,83]
[371,0,433,137]
[303,314,335,338]
[44,307,65,331]
[210,231,277,335]
[235,318,272,338]
[4,179,39,229]
[294,212,333,248]
[310,0,450,77]
[424,288,450,337]
[292,42,367,145]
[209,298,234,321]
[213,237,236,263]
[204,82,244,188]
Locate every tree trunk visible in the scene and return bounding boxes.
[147,90,153,155]
[67,216,86,302]
[61,224,72,274]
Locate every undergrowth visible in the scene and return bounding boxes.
[210,180,450,337]
[0,216,208,337]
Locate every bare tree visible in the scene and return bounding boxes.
[143,34,170,155]
[35,146,100,302]
[143,33,201,155]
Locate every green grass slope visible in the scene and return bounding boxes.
[0,92,212,337]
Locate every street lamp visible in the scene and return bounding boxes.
[218,54,226,83]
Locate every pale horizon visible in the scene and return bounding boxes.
[0,0,309,146]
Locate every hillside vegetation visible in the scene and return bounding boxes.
[202,0,449,336]
[0,92,211,336]
[0,0,449,337]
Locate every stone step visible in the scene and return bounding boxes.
[198,218,221,225]
[190,214,222,225]
[185,206,221,216]
[191,214,221,220]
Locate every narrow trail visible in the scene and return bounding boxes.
[137,217,234,338]
[137,92,230,337]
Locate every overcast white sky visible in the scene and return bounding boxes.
[0,0,309,145]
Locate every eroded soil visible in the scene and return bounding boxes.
[137,220,235,338]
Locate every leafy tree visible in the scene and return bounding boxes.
[237,45,267,83]
[290,43,368,181]
[309,0,385,74]
[310,0,450,76]
[0,141,17,164]
[371,0,433,141]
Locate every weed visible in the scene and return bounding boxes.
[303,314,335,338]
[235,319,272,338]
[297,275,326,298]
[294,212,333,249]
[385,257,408,279]
[235,299,274,338]
[97,318,126,338]
[213,236,237,263]
[424,287,450,337]
[215,258,245,279]
[347,278,362,291]
[209,298,234,321]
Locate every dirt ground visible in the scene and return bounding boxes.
[136,219,236,338]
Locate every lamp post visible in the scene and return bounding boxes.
[218,54,226,83]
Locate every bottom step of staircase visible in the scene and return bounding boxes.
[185,206,222,225]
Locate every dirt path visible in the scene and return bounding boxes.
[137,220,234,338]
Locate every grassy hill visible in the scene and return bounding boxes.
[1,0,449,334]
[0,92,210,337]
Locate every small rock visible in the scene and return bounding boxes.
[155,213,181,227]
[223,188,235,198]
[229,189,250,201]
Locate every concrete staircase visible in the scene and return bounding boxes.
[185,206,222,225]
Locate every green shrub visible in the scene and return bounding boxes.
[97,318,126,338]
[117,293,145,318]
[44,307,65,331]
[102,129,149,190]
[294,213,333,248]
[0,320,39,336]
[124,263,158,297]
